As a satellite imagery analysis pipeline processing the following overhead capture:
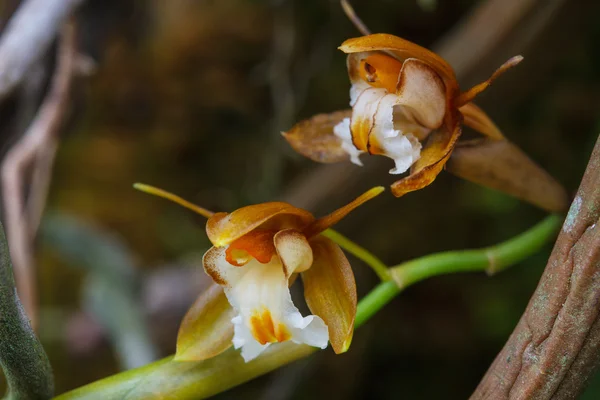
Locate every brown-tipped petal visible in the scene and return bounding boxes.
[390,109,463,197]
[459,102,504,141]
[304,186,385,237]
[175,283,235,361]
[303,236,357,354]
[203,246,247,288]
[340,34,459,96]
[446,139,569,212]
[282,110,352,163]
[207,204,314,247]
[455,55,523,107]
[274,229,313,276]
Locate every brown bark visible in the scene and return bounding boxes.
[471,134,600,399]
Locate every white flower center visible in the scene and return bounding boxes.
[334,85,422,174]
[210,248,329,362]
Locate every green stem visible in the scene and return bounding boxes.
[355,281,398,327]
[54,215,562,400]
[322,229,391,281]
[390,214,562,288]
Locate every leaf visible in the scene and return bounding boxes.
[282,110,352,163]
[175,283,236,361]
[445,138,569,212]
[303,236,357,354]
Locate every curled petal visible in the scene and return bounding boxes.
[304,186,385,237]
[459,102,504,141]
[393,58,446,129]
[303,236,357,354]
[340,34,459,96]
[390,109,463,197]
[446,139,569,212]
[282,110,352,163]
[207,204,314,247]
[455,55,523,107]
[274,229,313,275]
[175,283,235,361]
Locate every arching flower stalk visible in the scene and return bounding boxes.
[283,34,568,212]
[134,183,383,362]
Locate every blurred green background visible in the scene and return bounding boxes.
[1,0,599,398]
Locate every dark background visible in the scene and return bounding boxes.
[1,0,600,398]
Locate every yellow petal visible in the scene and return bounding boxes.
[303,236,357,354]
[445,139,569,212]
[340,34,459,97]
[459,102,504,141]
[455,55,523,107]
[390,108,463,197]
[206,203,314,247]
[304,186,384,237]
[274,229,313,275]
[175,283,236,361]
[282,110,353,163]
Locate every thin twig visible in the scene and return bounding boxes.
[0,0,84,101]
[1,21,77,329]
[340,0,371,36]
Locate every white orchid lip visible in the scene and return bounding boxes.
[203,244,329,362]
[334,87,422,174]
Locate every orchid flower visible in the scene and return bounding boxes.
[283,34,568,212]
[134,183,383,362]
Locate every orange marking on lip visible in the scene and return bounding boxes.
[359,53,403,94]
[225,230,277,266]
[275,323,291,342]
[249,309,291,345]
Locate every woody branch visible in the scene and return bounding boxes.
[472,134,600,399]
